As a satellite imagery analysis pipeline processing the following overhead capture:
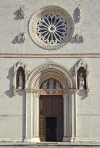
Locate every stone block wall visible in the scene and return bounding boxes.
[0,0,100,142]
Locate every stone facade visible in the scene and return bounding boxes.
[0,0,100,143]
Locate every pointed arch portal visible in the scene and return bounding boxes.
[24,61,77,142]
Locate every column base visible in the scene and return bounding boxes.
[24,137,40,142]
[63,137,78,142]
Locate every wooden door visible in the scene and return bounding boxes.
[39,95,63,142]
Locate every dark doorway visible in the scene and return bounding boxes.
[39,95,63,142]
[46,117,57,142]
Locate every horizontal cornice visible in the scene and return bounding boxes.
[0,53,100,58]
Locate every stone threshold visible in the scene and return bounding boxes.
[1,142,100,146]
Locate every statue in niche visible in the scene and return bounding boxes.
[49,78,54,89]
[18,72,23,89]
[55,81,61,89]
[42,81,48,89]
[79,73,84,89]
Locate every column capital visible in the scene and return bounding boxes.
[70,89,77,94]
[63,89,77,94]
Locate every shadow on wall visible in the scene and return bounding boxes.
[14,9,21,20]
[12,36,18,44]
[69,65,74,74]
[4,66,14,98]
[77,90,86,100]
[73,7,78,24]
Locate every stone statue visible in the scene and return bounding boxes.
[19,7,25,19]
[17,33,26,43]
[18,73,23,89]
[42,81,48,89]
[49,78,54,89]
[79,73,84,89]
[55,81,61,89]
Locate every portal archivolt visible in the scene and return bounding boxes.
[26,61,75,90]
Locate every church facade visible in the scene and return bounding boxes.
[0,0,100,143]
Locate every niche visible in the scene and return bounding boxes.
[13,61,28,96]
[74,59,89,96]
[77,67,86,89]
[16,67,25,89]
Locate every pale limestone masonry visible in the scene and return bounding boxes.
[0,0,100,143]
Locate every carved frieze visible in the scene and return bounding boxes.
[40,78,62,89]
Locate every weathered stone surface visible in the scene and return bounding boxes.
[0,0,100,143]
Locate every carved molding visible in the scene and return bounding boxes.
[77,5,81,22]
[0,53,100,58]
[0,115,23,117]
[75,33,84,43]
[26,60,76,90]
[13,61,28,96]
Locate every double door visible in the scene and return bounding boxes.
[39,95,63,142]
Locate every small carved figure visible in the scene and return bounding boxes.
[18,73,23,89]
[19,7,25,19]
[79,73,84,89]
[42,81,48,89]
[49,78,54,89]
[17,33,26,43]
[55,81,61,89]
[75,33,84,43]
[78,5,81,22]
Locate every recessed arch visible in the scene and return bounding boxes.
[26,61,75,90]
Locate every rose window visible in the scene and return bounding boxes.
[36,14,68,44]
[29,6,74,50]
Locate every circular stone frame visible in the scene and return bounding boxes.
[29,6,74,50]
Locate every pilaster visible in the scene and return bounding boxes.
[25,92,32,142]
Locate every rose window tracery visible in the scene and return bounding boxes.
[29,6,74,50]
[36,14,68,44]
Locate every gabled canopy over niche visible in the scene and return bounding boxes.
[13,61,28,95]
[74,59,89,96]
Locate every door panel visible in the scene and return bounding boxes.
[39,95,63,142]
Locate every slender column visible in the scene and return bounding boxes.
[31,93,33,138]
[63,94,67,137]
[71,93,75,138]
[75,66,77,89]
[86,72,89,89]
[36,94,40,137]
[32,92,40,142]
[70,90,77,142]
[74,92,77,137]
[66,93,69,137]
[25,92,32,142]
[63,93,69,141]
[25,92,40,142]
[33,93,36,137]
[68,93,72,137]
[13,72,16,89]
